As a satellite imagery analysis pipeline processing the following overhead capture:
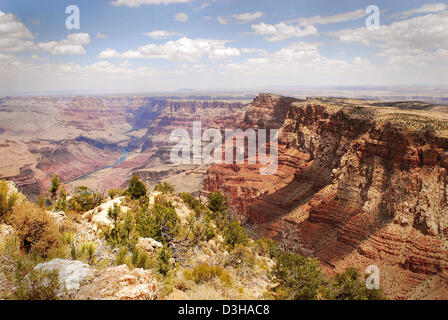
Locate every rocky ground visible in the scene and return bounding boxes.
[0,181,274,300]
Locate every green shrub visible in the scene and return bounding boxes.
[154,181,175,195]
[135,204,179,244]
[191,216,216,244]
[184,263,232,287]
[12,201,61,257]
[0,180,18,221]
[272,252,325,300]
[157,246,172,276]
[37,195,46,209]
[255,237,280,259]
[207,191,231,230]
[180,192,208,217]
[108,188,123,199]
[77,242,97,266]
[154,194,173,207]
[107,204,121,222]
[115,246,132,267]
[48,174,60,201]
[225,244,256,269]
[224,221,248,248]
[11,258,60,300]
[126,176,147,200]
[207,191,228,214]
[68,186,104,213]
[104,210,139,249]
[54,184,68,212]
[131,247,154,270]
[326,267,387,300]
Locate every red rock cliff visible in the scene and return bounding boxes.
[205,94,448,299]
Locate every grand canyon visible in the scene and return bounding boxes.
[2,0,448,304]
[2,92,448,299]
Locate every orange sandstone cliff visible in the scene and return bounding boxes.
[205,94,448,299]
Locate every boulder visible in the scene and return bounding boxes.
[82,196,130,228]
[6,181,18,195]
[137,237,163,255]
[74,265,158,300]
[34,259,95,295]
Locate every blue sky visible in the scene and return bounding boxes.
[0,0,448,94]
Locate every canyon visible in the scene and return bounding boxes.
[0,95,249,199]
[205,93,448,299]
[2,92,448,299]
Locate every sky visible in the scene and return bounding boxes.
[0,0,448,95]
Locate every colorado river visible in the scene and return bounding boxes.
[67,147,129,183]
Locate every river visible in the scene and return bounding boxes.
[67,147,129,183]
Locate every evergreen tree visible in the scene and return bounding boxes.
[126,175,147,200]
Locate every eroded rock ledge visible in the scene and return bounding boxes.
[205,93,448,299]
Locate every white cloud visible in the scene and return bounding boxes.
[174,12,188,22]
[145,30,181,39]
[222,42,379,86]
[218,11,264,24]
[402,3,447,17]
[0,54,198,95]
[0,11,35,52]
[98,37,240,62]
[0,11,90,55]
[96,32,108,39]
[38,33,91,55]
[109,0,189,7]
[98,48,120,59]
[329,11,448,52]
[241,48,268,55]
[296,9,366,26]
[251,22,318,41]
[195,2,211,11]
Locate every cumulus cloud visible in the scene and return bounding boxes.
[296,9,366,26]
[402,2,447,17]
[218,11,264,24]
[329,11,448,52]
[250,22,318,41]
[222,42,380,86]
[98,48,120,59]
[174,12,188,22]
[98,37,240,61]
[109,0,189,7]
[145,30,181,39]
[38,33,91,55]
[0,10,35,52]
[0,11,90,55]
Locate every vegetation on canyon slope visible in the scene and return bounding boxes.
[0,178,386,300]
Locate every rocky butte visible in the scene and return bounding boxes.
[205,93,448,299]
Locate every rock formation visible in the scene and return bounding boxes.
[205,93,448,299]
[0,96,249,198]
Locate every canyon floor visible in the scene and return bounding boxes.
[2,93,448,299]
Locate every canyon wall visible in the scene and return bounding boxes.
[205,93,448,299]
[0,96,249,197]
